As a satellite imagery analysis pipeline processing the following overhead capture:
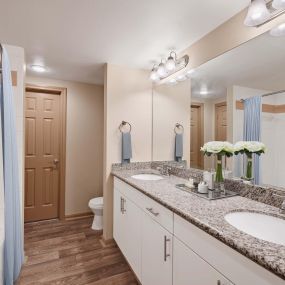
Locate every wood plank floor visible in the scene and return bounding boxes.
[16,217,138,285]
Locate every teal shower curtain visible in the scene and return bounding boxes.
[243,96,262,184]
[1,45,24,284]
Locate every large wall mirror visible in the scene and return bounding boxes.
[152,31,285,189]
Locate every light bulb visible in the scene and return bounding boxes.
[186,69,195,78]
[177,74,186,82]
[270,22,285,36]
[150,68,159,82]
[165,56,176,71]
[244,0,270,27]
[157,62,167,77]
[272,0,285,9]
[167,78,177,86]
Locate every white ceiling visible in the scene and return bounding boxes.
[191,32,285,99]
[0,0,249,85]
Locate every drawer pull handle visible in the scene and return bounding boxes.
[164,235,171,261]
[146,207,159,217]
[120,197,126,214]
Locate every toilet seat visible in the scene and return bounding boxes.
[89,197,103,209]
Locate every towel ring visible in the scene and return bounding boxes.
[119,121,132,133]
[174,123,184,134]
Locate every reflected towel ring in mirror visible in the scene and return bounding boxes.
[174,123,184,134]
[119,121,132,133]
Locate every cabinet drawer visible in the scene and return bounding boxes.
[114,177,173,233]
[140,193,173,233]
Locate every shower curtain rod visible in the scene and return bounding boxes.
[240,89,285,101]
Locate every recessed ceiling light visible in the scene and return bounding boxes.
[200,88,209,95]
[31,65,46,73]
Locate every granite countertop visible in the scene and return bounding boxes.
[112,168,285,280]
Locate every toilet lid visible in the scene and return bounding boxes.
[89,197,103,208]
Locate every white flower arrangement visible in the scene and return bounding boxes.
[234,141,266,156]
[200,141,234,157]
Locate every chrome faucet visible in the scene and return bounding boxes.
[164,166,172,177]
[156,166,172,176]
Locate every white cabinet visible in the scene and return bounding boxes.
[113,188,142,280]
[142,212,172,285]
[113,178,283,285]
[173,237,232,285]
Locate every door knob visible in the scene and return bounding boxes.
[53,159,59,169]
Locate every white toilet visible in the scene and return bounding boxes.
[88,197,103,230]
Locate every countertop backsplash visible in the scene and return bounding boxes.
[112,161,285,209]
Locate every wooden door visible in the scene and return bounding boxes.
[25,91,61,222]
[215,103,227,141]
[141,212,172,285]
[190,105,203,169]
[173,237,232,285]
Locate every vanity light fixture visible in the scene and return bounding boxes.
[150,51,189,83]
[165,51,177,72]
[31,64,46,73]
[244,0,270,26]
[270,22,285,36]
[272,0,285,9]
[244,0,285,27]
[150,64,160,82]
[157,60,168,77]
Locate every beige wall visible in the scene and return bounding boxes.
[103,64,152,239]
[26,76,104,216]
[153,80,191,163]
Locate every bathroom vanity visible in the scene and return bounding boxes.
[112,167,285,285]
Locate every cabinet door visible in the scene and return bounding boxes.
[113,189,126,252]
[142,212,172,285]
[173,237,232,285]
[113,189,142,280]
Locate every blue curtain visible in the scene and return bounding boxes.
[243,96,262,184]
[1,45,24,284]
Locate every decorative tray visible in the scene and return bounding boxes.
[175,184,238,201]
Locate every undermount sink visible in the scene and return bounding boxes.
[225,212,285,246]
[131,174,163,181]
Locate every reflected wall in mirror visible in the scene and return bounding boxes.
[152,80,191,163]
[152,30,285,189]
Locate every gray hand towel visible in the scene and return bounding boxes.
[175,133,183,162]
[122,132,132,164]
